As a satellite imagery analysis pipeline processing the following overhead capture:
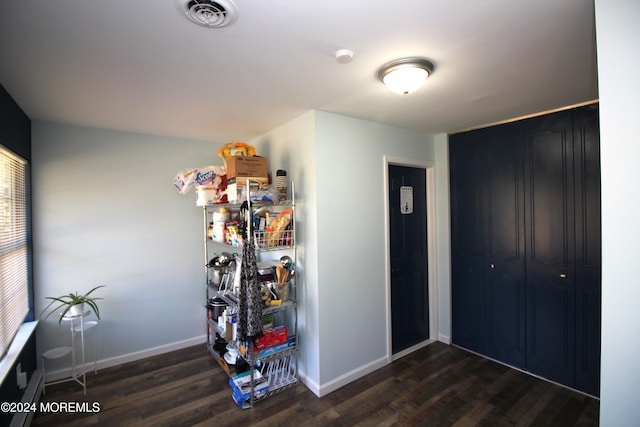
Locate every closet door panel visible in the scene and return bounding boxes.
[450,133,486,353]
[574,105,601,396]
[523,111,576,386]
[527,279,574,382]
[527,132,572,268]
[484,124,526,368]
[486,270,525,367]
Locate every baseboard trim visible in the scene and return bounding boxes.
[305,339,450,398]
[297,371,319,397]
[392,339,434,361]
[314,355,388,397]
[438,333,451,344]
[43,336,206,382]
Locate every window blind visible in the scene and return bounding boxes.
[0,146,29,358]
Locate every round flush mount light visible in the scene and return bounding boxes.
[174,0,239,28]
[377,57,434,95]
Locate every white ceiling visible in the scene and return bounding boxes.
[0,0,598,143]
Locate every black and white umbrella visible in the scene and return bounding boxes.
[238,218,262,339]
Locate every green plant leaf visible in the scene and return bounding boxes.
[40,285,106,325]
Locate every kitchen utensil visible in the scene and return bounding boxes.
[217,252,232,266]
[224,352,236,365]
[209,297,228,319]
[213,336,227,353]
[276,262,289,283]
[279,255,293,270]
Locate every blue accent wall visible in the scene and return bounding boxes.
[0,84,35,427]
[0,85,30,160]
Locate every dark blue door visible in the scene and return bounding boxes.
[450,106,601,396]
[573,105,601,397]
[483,123,526,368]
[523,110,576,386]
[450,133,487,354]
[388,164,429,354]
[450,123,526,368]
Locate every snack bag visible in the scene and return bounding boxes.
[217,141,257,161]
[264,210,292,247]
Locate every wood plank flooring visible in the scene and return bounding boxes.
[31,342,599,426]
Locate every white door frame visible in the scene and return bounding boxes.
[383,156,438,362]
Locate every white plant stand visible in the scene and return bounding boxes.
[41,310,98,395]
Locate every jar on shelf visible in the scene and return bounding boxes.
[276,169,287,201]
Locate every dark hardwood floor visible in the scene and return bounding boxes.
[32,342,599,426]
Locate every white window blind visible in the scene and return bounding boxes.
[0,146,29,358]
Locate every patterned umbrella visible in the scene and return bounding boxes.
[238,235,262,339]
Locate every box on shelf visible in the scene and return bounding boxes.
[256,335,296,358]
[227,177,269,189]
[227,177,269,202]
[255,326,288,350]
[225,156,268,179]
[229,370,269,409]
[256,342,288,358]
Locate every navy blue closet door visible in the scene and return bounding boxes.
[450,133,487,354]
[573,105,602,397]
[483,123,526,369]
[523,110,576,387]
[450,106,601,396]
[450,124,526,368]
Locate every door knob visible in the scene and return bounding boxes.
[560,274,567,279]
[489,263,495,269]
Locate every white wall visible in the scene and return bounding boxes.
[32,121,216,374]
[253,110,443,396]
[594,1,640,425]
[249,111,321,393]
[251,111,450,396]
[31,111,446,398]
[433,133,451,343]
[313,111,436,394]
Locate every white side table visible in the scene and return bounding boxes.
[41,309,98,395]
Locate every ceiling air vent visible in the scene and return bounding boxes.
[175,0,239,28]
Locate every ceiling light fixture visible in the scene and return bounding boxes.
[377,57,434,95]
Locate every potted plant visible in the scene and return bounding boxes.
[41,285,105,325]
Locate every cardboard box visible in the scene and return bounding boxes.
[229,370,269,408]
[254,333,287,350]
[255,326,289,350]
[227,177,269,189]
[256,336,296,358]
[225,156,268,179]
[256,341,289,357]
[227,177,269,202]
